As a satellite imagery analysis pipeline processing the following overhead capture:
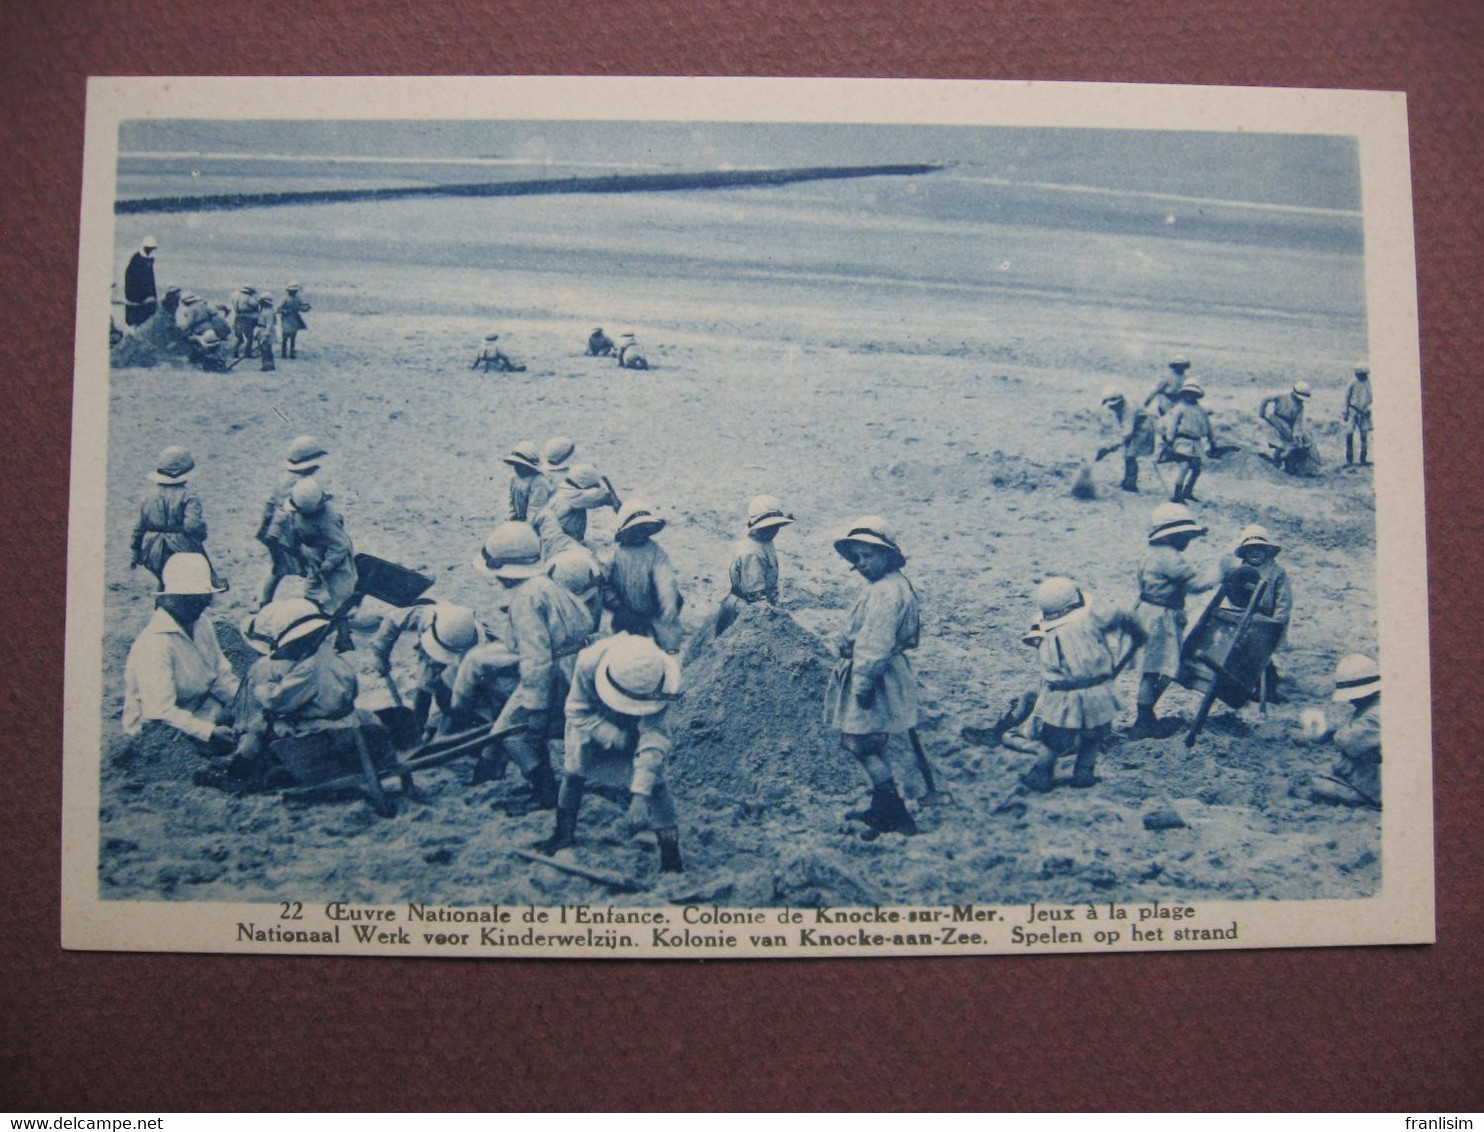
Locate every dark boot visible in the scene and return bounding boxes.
[655,827,685,873]
[1127,704,1160,739]
[1345,435,1355,465]
[1020,752,1057,793]
[860,789,914,842]
[1182,466,1202,503]
[1359,436,1369,465]
[469,745,506,785]
[524,760,560,810]
[870,786,918,837]
[538,775,584,855]
[1121,457,1139,493]
[1070,743,1099,788]
[846,786,891,825]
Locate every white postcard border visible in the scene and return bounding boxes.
[64,76,1433,958]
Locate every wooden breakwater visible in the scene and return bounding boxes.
[115,163,944,215]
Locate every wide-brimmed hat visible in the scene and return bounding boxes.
[259,294,275,307]
[595,635,681,717]
[199,329,221,346]
[1034,576,1087,631]
[1333,653,1380,702]
[615,499,666,541]
[484,332,500,342]
[564,462,602,491]
[1292,381,1313,399]
[747,494,795,533]
[542,436,576,472]
[286,282,302,292]
[149,446,195,485]
[833,515,906,565]
[502,439,542,472]
[1354,361,1370,377]
[275,608,332,652]
[158,552,225,596]
[1100,385,1125,405]
[419,605,480,667]
[288,478,329,515]
[285,435,328,472]
[141,236,158,251]
[474,521,544,580]
[547,547,602,597]
[180,293,201,305]
[1168,356,1190,370]
[1147,502,1207,545]
[240,598,318,655]
[1178,378,1205,399]
[1236,524,1281,554]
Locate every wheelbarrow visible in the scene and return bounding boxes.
[1176,566,1286,748]
[272,712,412,817]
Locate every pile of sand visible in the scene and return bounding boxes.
[668,603,857,801]
[110,333,164,369]
[214,618,259,679]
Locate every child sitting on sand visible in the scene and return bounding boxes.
[472,332,526,373]
[616,332,648,370]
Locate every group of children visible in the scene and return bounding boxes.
[124,280,311,373]
[1099,357,1217,503]
[473,327,651,374]
[973,499,1377,813]
[119,390,1381,872]
[1099,357,1376,502]
[118,428,811,869]
[127,276,664,382]
[586,327,649,369]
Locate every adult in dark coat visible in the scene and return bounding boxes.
[123,236,159,327]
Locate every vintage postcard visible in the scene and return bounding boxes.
[63,77,1432,958]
